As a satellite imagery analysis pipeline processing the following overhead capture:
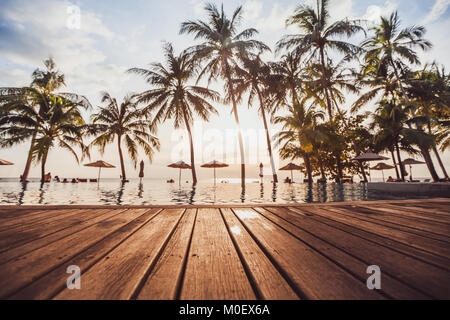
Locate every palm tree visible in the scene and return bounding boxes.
[234,54,279,183]
[407,63,449,178]
[361,11,440,181]
[88,92,160,182]
[269,50,305,109]
[0,58,90,181]
[180,3,269,187]
[274,102,325,183]
[277,0,364,120]
[1,95,89,182]
[371,99,434,181]
[128,43,219,184]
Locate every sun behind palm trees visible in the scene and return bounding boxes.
[180,3,269,187]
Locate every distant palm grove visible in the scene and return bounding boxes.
[1,1,449,185]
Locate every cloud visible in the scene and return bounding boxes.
[0,0,130,101]
[423,0,450,24]
[362,1,397,21]
[242,1,263,22]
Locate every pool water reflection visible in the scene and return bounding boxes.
[0,179,409,205]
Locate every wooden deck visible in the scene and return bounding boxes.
[0,198,449,300]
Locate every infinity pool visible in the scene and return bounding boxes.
[0,178,421,205]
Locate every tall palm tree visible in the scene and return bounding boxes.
[88,92,160,182]
[1,95,89,182]
[128,43,219,184]
[277,0,364,120]
[234,54,279,183]
[180,3,269,187]
[274,102,325,183]
[361,11,440,181]
[0,58,90,181]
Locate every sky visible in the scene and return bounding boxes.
[0,0,449,181]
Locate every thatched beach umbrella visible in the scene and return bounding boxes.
[0,159,14,166]
[84,160,116,183]
[370,162,395,182]
[353,152,389,182]
[0,158,13,180]
[401,158,425,181]
[168,161,191,185]
[201,160,229,185]
[279,163,304,182]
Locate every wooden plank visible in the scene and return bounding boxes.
[9,209,161,299]
[179,208,256,300]
[220,208,299,300]
[137,209,197,300]
[356,204,450,224]
[264,207,450,299]
[335,204,450,238]
[317,206,450,256]
[0,209,121,265]
[388,203,450,217]
[232,208,383,300]
[290,206,450,269]
[54,208,186,300]
[0,209,114,252]
[0,208,148,298]
[0,209,80,232]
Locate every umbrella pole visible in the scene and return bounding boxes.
[291,170,293,183]
[214,167,216,186]
[179,168,181,186]
[382,169,385,183]
[98,167,101,185]
[368,166,371,182]
[410,165,412,181]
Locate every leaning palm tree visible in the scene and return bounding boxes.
[234,54,278,183]
[1,95,89,182]
[407,63,449,178]
[0,57,91,181]
[277,0,364,120]
[180,3,269,187]
[128,43,219,184]
[361,11,439,181]
[88,92,160,182]
[371,99,434,181]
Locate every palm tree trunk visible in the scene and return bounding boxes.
[40,150,48,183]
[304,153,313,184]
[426,122,448,178]
[183,111,197,184]
[432,145,448,178]
[225,61,245,187]
[395,142,405,181]
[320,48,333,120]
[390,149,401,180]
[21,132,37,182]
[336,152,344,182]
[117,135,126,181]
[390,58,440,181]
[256,87,278,183]
[358,162,368,182]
